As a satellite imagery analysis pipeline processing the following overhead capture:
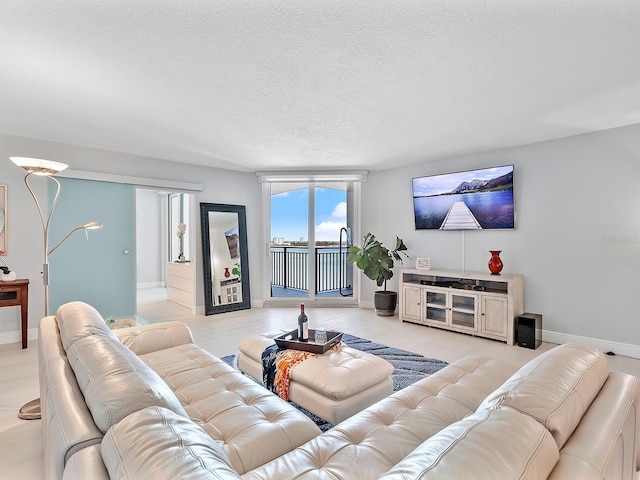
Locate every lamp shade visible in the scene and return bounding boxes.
[10,157,68,175]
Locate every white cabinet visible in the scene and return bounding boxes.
[399,269,523,345]
[480,294,509,340]
[401,285,422,322]
[167,262,194,309]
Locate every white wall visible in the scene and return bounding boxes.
[3,123,640,354]
[135,188,164,288]
[362,123,640,354]
[0,132,261,343]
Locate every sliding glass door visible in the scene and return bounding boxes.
[267,180,358,305]
[49,178,136,317]
[270,183,310,298]
[314,184,353,298]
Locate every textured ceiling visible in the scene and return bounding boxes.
[1,1,639,172]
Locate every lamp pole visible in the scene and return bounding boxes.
[10,157,102,419]
[22,170,62,316]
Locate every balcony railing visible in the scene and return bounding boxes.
[270,246,350,294]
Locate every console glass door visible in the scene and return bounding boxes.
[425,290,447,323]
[450,292,478,331]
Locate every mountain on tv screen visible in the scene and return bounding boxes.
[412,165,515,230]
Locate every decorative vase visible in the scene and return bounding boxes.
[224,267,230,278]
[0,271,17,281]
[488,251,503,275]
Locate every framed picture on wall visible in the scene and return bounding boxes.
[0,185,6,254]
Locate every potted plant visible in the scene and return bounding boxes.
[347,233,410,316]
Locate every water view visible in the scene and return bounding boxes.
[270,246,351,295]
[413,190,514,230]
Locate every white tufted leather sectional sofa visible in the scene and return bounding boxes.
[41,301,640,479]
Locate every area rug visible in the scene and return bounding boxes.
[221,333,448,431]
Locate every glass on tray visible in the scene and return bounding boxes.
[314,327,327,344]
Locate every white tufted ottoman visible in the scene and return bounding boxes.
[238,331,395,425]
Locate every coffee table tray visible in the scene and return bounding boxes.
[275,329,343,354]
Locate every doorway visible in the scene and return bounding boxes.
[135,188,197,322]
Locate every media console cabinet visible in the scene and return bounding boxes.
[399,269,523,345]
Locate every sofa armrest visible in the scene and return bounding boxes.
[549,372,640,480]
[62,445,110,480]
[114,321,193,355]
[40,315,105,480]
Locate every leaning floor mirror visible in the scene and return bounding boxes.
[200,203,251,314]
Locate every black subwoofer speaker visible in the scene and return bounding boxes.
[517,313,542,349]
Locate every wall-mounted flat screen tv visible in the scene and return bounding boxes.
[412,165,514,230]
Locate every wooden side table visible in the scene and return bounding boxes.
[0,279,30,348]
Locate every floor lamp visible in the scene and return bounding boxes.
[10,157,102,420]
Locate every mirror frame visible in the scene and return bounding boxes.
[200,202,251,314]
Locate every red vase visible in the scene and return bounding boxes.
[488,250,503,275]
[224,267,230,278]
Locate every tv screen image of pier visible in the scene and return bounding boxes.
[412,165,514,230]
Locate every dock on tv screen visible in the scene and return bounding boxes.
[412,165,515,230]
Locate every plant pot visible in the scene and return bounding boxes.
[374,290,397,317]
[0,271,16,281]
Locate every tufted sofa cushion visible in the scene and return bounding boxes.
[66,334,188,433]
[57,301,115,350]
[56,300,188,433]
[243,356,518,480]
[114,321,194,355]
[379,408,559,479]
[140,343,322,474]
[102,406,241,480]
[478,343,609,449]
[290,345,394,400]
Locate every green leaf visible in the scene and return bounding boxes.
[347,232,410,288]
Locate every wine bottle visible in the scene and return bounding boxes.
[298,304,309,342]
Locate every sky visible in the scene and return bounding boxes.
[271,186,347,243]
[412,165,513,197]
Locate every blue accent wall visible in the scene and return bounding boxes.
[49,178,135,318]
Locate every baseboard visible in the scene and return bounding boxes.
[0,328,38,346]
[542,330,640,359]
[137,281,164,289]
[193,302,257,313]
